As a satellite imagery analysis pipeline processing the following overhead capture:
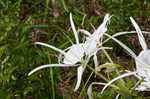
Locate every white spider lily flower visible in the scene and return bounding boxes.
[101,17,150,93]
[78,14,111,55]
[29,13,112,92]
[28,13,86,92]
[130,17,150,91]
[78,14,112,74]
[102,33,148,92]
[29,13,113,92]
[83,14,111,55]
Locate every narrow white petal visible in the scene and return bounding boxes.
[35,42,66,55]
[74,66,85,91]
[70,13,79,44]
[125,70,142,79]
[78,29,92,37]
[116,94,120,99]
[90,23,96,30]
[104,31,150,44]
[96,14,111,38]
[93,53,98,72]
[101,72,137,93]
[87,85,93,99]
[104,33,137,58]
[103,14,111,23]
[130,17,147,50]
[104,31,137,44]
[28,64,74,76]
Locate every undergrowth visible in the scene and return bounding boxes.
[0,0,150,99]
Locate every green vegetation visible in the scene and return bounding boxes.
[0,0,150,99]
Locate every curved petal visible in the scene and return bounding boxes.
[93,53,98,72]
[28,64,74,76]
[104,33,137,58]
[103,31,150,44]
[70,13,79,44]
[130,17,147,50]
[87,85,92,99]
[90,23,96,30]
[125,70,142,79]
[96,13,111,36]
[116,94,120,99]
[103,14,111,23]
[74,65,85,91]
[101,71,137,93]
[103,31,137,44]
[35,42,66,55]
[106,32,147,67]
[78,29,92,37]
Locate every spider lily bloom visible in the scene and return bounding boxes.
[79,14,111,55]
[28,13,110,92]
[28,13,85,91]
[101,17,150,93]
[73,13,111,91]
[78,14,112,71]
[63,13,112,91]
[130,17,150,91]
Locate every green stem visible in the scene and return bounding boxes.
[92,82,119,90]
[101,44,125,84]
[102,49,113,63]
[48,57,55,99]
[131,78,144,92]
[78,72,94,99]
[50,68,55,99]
[45,0,50,17]
[86,65,109,82]
[97,41,113,63]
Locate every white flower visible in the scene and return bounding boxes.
[80,14,111,55]
[69,13,111,91]
[78,14,112,72]
[101,17,150,93]
[28,13,86,92]
[28,13,111,92]
[130,17,150,91]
